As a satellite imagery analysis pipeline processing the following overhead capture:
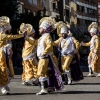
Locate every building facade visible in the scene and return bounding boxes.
[41,0,59,17]
[75,0,97,26]
[18,0,43,14]
[18,0,60,17]
[98,0,100,26]
[17,0,98,27]
[55,0,98,26]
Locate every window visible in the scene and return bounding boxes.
[98,22,100,26]
[28,0,32,4]
[84,7,87,14]
[33,0,37,6]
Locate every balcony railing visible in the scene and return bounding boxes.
[76,11,97,21]
[78,0,96,6]
[76,0,97,10]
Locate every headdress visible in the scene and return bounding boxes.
[39,17,56,33]
[19,23,35,36]
[19,23,26,34]
[0,16,11,31]
[88,22,98,34]
[55,21,70,36]
[25,24,35,36]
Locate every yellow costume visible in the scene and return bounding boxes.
[5,40,14,78]
[21,23,38,85]
[54,21,80,84]
[0,16,24,94]
[54,22,79,71]
[83,22,100,76]
[36,17,61,95]
[61,37,79,71]
[84,35,100,73]
[37,34,59,76]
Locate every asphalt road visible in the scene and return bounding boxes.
[0,66,100,100]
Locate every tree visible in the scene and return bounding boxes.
[0,0,19,19]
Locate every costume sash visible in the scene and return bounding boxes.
[48,55,64,91]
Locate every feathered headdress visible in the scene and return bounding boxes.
[88,22,98,32]
[39,17,56,33]
[0,16,10,30]
[25,24,35,36]
[19,23,27,34]
[19,23,35,35]
[55,21,70,36]
[66,21,70,29]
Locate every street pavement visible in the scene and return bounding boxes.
[0,66,100,100]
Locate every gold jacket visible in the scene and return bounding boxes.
[37,33,53,57]
[22,37,37,58]
[84,35,100,55]
[53,36,80,53]
[0,33,23,47]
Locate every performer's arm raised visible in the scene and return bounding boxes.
[0,33,23,41]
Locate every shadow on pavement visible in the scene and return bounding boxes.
[49,91,100,95]
[72,83,100,85]
[4,93,36,96]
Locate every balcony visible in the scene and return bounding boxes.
[51,12,59,17]
[76,11,97,21]
[66,5,69,10]
[76,0,97,10]
[78,0,96,6]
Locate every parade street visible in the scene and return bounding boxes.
[0,0,100,100]
[0,67,100,100]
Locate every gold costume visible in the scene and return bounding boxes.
[54,36,79,71]
[22,37,38,82]
[0,33,23,87]
[37,34,58,77]
[84,35,100,73]
[54,21,80,85]
[62,37,79,71]
[54,21,79,71]
[0,16,24,94]
[6,40,14,78]
[36,17,64,95]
